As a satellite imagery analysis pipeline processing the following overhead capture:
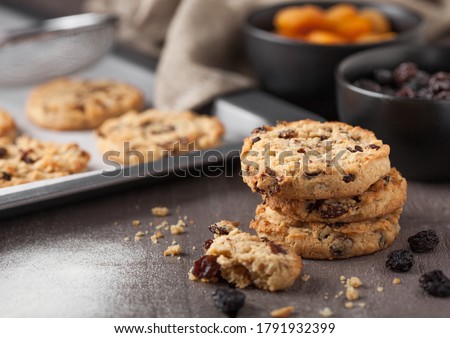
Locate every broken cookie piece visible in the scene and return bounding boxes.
[189,220,302,291]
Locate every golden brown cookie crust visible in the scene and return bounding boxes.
[27,78,144,130]
[250,204,401,260]
[0,109,16,142]
[0,136,90,188]
[96,109,224,165]
[266,168,407,223]
[190,221,302,291]
[241,119,391,200]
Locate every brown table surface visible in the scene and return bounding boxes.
[1,166,449,318]
[1,0,450,319]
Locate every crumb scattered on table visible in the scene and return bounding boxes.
[131,220,141,227]
[151,231,163,244]
[377,286,384,292]
[152,206,170,217]
[344,302,354,309]
[170,220,186,235]
[123,236,130,242]
[347,277,362,288]
[164,244,182,256]
[156,221,168,230]
[393,277,401,285]
[134,231,146,241]
[270,306,294,318]
[319,307,333,317]
[345,286,359,301]
[358,302,366,308]
[301,274,311,282]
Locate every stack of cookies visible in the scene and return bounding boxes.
[241,120,407,260]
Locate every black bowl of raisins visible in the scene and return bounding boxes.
[337,45,450,181]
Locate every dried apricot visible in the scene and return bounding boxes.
[306,30,348,45]
[326,3,358,26]
[333,16,372,40]
[274,5,327,35]
[359,8,391,33]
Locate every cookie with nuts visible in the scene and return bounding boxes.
[97,109,224,165]
[266,168,406,223]
[189,220,302,291]
[241,119,390,200]
[0,136,90,188]
[27,78,144,130]
[250,204,401,260]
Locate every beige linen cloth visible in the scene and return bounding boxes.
[85,0,450,111]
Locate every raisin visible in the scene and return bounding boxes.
[382,175,391,183]
[374,69,393,86]
[265,167,277,177]
[278,129,296,139]
[203,239,214,252]
[395,86,416,98]
[407,70,430,90]
[419,270,450,298]
[433,90,450,100]
[319,202,349,219]
[307,200,324,213]
[368,144,380,150]
[260,236,269,242]
[393,62,418,85]
[191,255,221,280]
[408,230,439,253]
[208,221,238,236]
[330,236,353,258]
[212,288,246,317]
[251,136,261,144]
[385,249,414,272]
[347,146,363,153]
[352,196,361,203]
[297,148,306,154]
[20,150,36,164]
[353,79,382,93]
[0,147,7,158]
[305,170,323,178]
[1,171,11,181]
[343,174,356,183]
[252,126,268,134]
[268,241,286,255]
[320,135,329,141]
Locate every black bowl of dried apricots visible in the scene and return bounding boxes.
[337,45,450,181]
[243,1,424,114]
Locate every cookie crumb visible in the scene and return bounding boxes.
[301,274,311,282]
[131,220,140,227]
[150,231,163,244]
[192,246,197,250]
[152,206,170,217]
[319,307,333,317]
[170,220,186,235]
[377,287,384,292]
[123,236,130,242]
[392,277,401,285]
[344,301,354,309]
[335,290,344,298]
[270,306,294,318]
[164,244,182,256]
[134,231,146,241]
[358,302,366,308]
[172,240,177,245]
[347,277,362,288]
[177,256,181,260]
[340,275,346,283]
[156,221,168,230]
[345,286,359,301]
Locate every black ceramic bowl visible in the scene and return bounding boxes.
[243,1,424,119]
[337,45,450,182]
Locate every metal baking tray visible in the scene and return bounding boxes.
[0,6,323,218]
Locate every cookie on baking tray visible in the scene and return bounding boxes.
[27,78,144,130]
[0,136,90,188]
[189,220,302,291]
[0,109,16,143]
[96,109,225,165]
[250,204,401,260]
[266,168,407,223]
[241,119,391,200]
